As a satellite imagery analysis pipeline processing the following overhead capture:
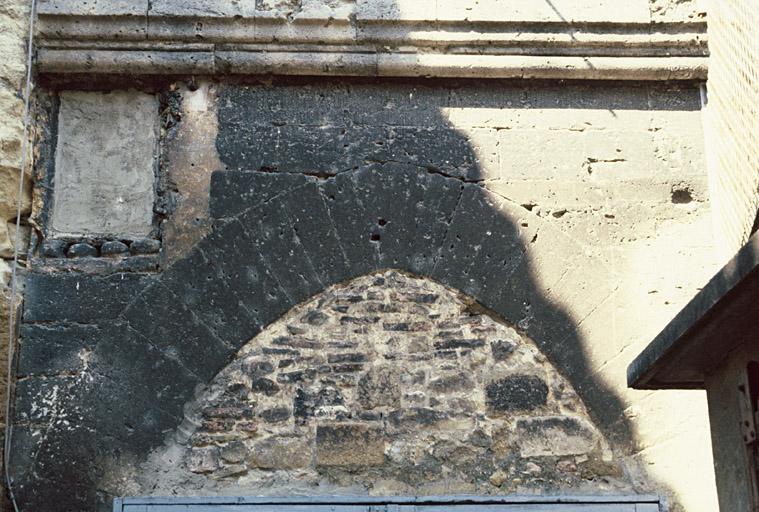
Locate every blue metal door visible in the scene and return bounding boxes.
[114,495,661,512]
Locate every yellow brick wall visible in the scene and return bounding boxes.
[705,0,759,262]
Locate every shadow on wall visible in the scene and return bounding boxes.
[13,82,696,511]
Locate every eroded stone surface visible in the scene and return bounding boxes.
[51,90,157,238]
[141,270,629,495]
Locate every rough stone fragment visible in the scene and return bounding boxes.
[429,373,475,394]
[491,339,516,361]
[250,378,279,396]
[357,365,401,409]
[129,238,160,255]
[294,386,344,419]
[514,416,598,457]
[248,436,312,470]
[259,406,290,423]
[41,238,67,258]
[66,242,97,258]
[486,375,549,412]
[188,447,220,474]
[316,424,385,467]
[243,360,274,377]
[100,240,128,256]
[388,408,447,427]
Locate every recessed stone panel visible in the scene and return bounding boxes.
[51,90,157,238]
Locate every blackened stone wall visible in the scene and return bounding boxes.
[11,79,716,511]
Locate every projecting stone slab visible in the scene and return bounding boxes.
[51,90,157,238]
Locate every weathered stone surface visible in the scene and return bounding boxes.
[209,170,307,219]
[100,240,129,256]
[17,322,99,376]
[486,375,549,412]
[357,365,401,408]
[140,271,625,496]
[23,271,154,323]
[16,78,718,511]
[248,436,311,470]
[51,91,157,238]
[515,416,599,457]
[316,424,385,467]
[66,242,97,258]
[120,281,231,382]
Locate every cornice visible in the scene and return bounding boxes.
[34,2,708,80]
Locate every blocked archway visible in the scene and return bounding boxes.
[141,270,629,495]
[12,165,620,509]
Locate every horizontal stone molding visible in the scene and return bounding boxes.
[35,8,708,80]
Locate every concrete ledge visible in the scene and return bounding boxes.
[628,231,759,389]
[35,7,708,80]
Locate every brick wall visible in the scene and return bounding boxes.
[704,0,759,262]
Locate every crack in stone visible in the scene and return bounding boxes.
[431,182,467,276]
[279,197,326,290]
[315,181,352,275]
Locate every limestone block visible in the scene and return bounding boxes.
[148,0,250,17]
[0,87,24,169]
[0,166,31,258]
[37,0,148,16]
[51,90,157,238]
[356,0,436,22]
[248,436,312,469]
[316,424,385,466]
[515,416,599,457]
[0,1,28,88]
[436,0,650,23]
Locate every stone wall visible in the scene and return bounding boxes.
[0,1,30,510]
[703,0,759,262]
[143,271,627,495]
[12,77,720,511]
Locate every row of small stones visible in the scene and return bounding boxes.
[40,237,161,258]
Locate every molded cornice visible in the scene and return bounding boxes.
[35,0,708,80]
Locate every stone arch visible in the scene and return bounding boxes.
[12,164,621,509]
[139,270,629,495]
[117,164,618,452]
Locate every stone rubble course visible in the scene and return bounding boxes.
[141,270,625,495]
